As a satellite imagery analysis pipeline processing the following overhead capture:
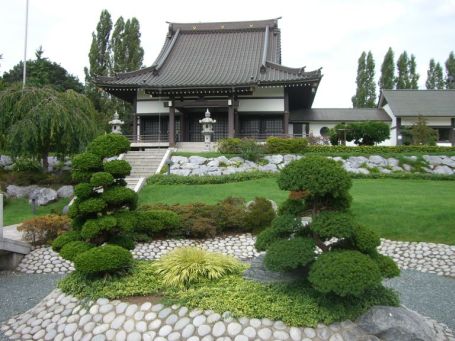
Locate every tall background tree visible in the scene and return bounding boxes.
[84,10,144,133]
[352,51,376,108]
[409,54,419,89]
[2,47,83,92]
[395,51,410,89]
[426,59,445,89]
[446,51,455,89]
[379,47,395,90]
[0,86,99,168]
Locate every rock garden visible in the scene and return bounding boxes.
[2,136,455,341]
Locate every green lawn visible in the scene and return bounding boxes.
[139,178,455,245]
[3,198,69,226]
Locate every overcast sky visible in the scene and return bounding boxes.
[1,0,454,107]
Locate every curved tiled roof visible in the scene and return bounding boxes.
[96,19,322,90]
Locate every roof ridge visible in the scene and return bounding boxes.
[168,18,280,32]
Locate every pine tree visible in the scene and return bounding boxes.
[395,51,410,89]
[446,51,455,89]
[365,51,376,107]
[379,47,395,90]
[409,54,419,89]
[352,52,367,108]
[434,62,444,89]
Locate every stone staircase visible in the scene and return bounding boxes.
[122,149,170,191]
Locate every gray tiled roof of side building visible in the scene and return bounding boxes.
[290,108,391,122]
[381,90,455,117]
[96,19,322,89]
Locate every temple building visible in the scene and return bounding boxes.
[96,18,323,146]
[96,18,454,147]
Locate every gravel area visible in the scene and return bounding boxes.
[385,269,455,331]
[0,271,63,341]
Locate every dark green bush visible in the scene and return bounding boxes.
[308,250,382,297]
[71,170,92,183]
[104,160,132,178]
[81,216,117,240]
[102,187,138,209]
[271,214,304,235]
[218,138,242,154]
[112,211,138,232]
[371,252,400,278]
[72,152,102,172]
[264,237,315,272]
[244,197,276,231]
[87,134,130,158]
[74,244,133,276]
[278,157,351,211]
[60,241,94,261]
[108,235,135,250]
[74,183,93,200]
[67,202,79,219]
[255,227,282,251]
[352,225,381,253]
[52,230,81,251]
[310,211,355,240]
[12,158,43,172]
[213,197,247,231]
[148,171,275,185]
[136,210,181,234]
[90,172,114,187]
[78,197,107,215]
[278,199,307,216]
[217,138,264,161]
[265,137,308,154]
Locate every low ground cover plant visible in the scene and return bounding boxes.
[256,156,400,297]
[218,138,264,161]
[147,171,275,185]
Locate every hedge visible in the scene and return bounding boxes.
[301,144,455,155]
[147,171,276,185]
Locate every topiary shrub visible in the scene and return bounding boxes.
[264,237,315,272]
[152,247,246,288]
[103,160,132,178]
[74,244,133,276]
[308,250,382,297]
[60,241,94,261]
[56,134,137,276]
[265,137,308,154]
[258,155,399,298]
[278,199,306,216]
[135,210,181,235]
[52,230,82,251]
[90,172,114,187]
[310,211,356,240]
[244,197,276,231]
[87,134,130,158]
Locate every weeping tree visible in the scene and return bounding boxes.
[0,85,99,168]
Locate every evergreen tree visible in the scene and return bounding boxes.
[365,51,376,107]
[395,51,410,89]
[2,47,83,92]
[352,52,367,108]
[409,54,419,89]
[426,59,445,90]
[379,47,395,90]
[446,51,455,89]
[123,18,144,71]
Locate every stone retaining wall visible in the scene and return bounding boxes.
[170,155,455,176]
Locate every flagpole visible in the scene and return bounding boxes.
[22,0,29,89]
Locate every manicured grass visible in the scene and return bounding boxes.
[3,198,69,226]
[139,178,455,245]
[59,260,398,327]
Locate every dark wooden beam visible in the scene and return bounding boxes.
[451,118,455,147]
[228,96,235,138]
[396,117,402,146]
[170,99,239,109]
[284,89,290,135]
[169,105,176,146]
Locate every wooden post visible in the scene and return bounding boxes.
[283,111,289,136]
[0,194,3,240]
[451,118,455,147]
[132,113,137,141]
[234,110,239,138]
[228,99,235,138]
[169,104,176,146]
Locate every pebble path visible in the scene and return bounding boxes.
[16,234,455,278]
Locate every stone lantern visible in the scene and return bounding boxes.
[199,108,216,151]
[109,112,124,134]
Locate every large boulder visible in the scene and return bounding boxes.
[57,185,74,198]
[423,155,443,166]
[171,156,188,164]
[356,306,437,341]
[28,187,58,206]
[189,156,207,165]
[264,154,284,164]
[258,163,278,172]
[0,155,13,167]
[171,169,191,176]
[6,185,38,199]
[441,156,455,168]
[369,155,387,166]
[432,165,453,175]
